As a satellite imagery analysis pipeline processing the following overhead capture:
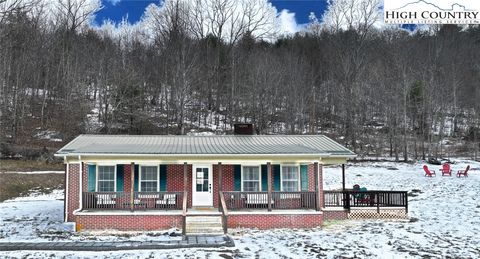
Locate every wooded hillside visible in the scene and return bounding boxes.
[1,0,480,160]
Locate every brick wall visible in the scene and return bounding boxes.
[166,164,192,207]
[82,163,87,192]
[323,210,348,221]
[124,164,132,191]
[213,164,234,207]
[307,164,316,191]
[66,163,81,222]
[228,213,323,229]
[75,213,323,231]
[76,214,183,231]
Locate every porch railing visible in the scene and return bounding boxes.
[82,191,184,210]
[324,190,408,213]
[222,191,316,211]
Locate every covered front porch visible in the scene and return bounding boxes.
[79,162,407,212]
[81,190,320,212]
[75,160,325,233]
[76,161,408,233]
[78,161,324,212]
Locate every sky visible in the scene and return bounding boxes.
[95,0,329,26]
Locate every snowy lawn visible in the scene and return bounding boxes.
[1,160,479,258]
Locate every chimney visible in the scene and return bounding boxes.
[234,123,254,135]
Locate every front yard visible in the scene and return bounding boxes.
[0,160,479,258]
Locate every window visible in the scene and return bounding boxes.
[281,166,299,191]
[242,166,260,192]
[140,166,158,192]
[196,167,209,192]
[97,166,115,192]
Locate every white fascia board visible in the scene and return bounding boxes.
[329,154,357,158]
[59,153,330,157]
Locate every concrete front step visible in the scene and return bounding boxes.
[186,229,224,235]
[186,226,224,232]
[186,217,222,223]
[185,216,223,234]
[187,222,222,227]
[186,228,224,234]
[186,226,223,230]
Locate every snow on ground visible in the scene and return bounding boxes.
[1,160,479,258]
[0,190,66,242]
[33,130,63,142]
[85,107,103,133]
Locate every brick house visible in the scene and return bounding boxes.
[56,134,357,234]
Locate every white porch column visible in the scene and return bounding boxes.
[78,155,83,211]
[64,156,69,222]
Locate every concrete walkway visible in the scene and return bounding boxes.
[0,235,234,251]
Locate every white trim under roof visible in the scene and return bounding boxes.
[72,159,325,166]
[55,153,347,157]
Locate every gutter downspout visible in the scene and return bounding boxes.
[64,156,69,222]
[73,155,83,215]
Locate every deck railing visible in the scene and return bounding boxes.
[82,191,184,210]
[324,190,408,213]
[222,191,316,211]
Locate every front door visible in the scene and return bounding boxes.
[192,165,213,206]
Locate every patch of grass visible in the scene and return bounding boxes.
[0,159,63,172]
[322,220,336,226]
[322,219,346,228]
[0,173,64,202]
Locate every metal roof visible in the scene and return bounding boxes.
[56,135,355,157]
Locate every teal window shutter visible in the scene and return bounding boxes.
[87,164,96,192]
[234,165,241,191]
[300,165,308,191]
[116,164,124,192]
[134,165,139,192]
[273,164,281,191]
[261,165,268,191]
[159,165,167,191]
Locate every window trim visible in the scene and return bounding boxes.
[95,165,117,192]
[241,165,262,192]
[280,164,301,192]
[139,165,159,192]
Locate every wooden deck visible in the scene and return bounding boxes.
[324,190,408,213]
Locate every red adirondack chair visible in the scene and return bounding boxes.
[423,165,436,177]
[457,165,470,177]
[440,163,452,176]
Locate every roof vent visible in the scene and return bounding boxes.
[234,123,254,135]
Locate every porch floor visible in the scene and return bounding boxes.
[77,210,183,215]
[77,209,321,215]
